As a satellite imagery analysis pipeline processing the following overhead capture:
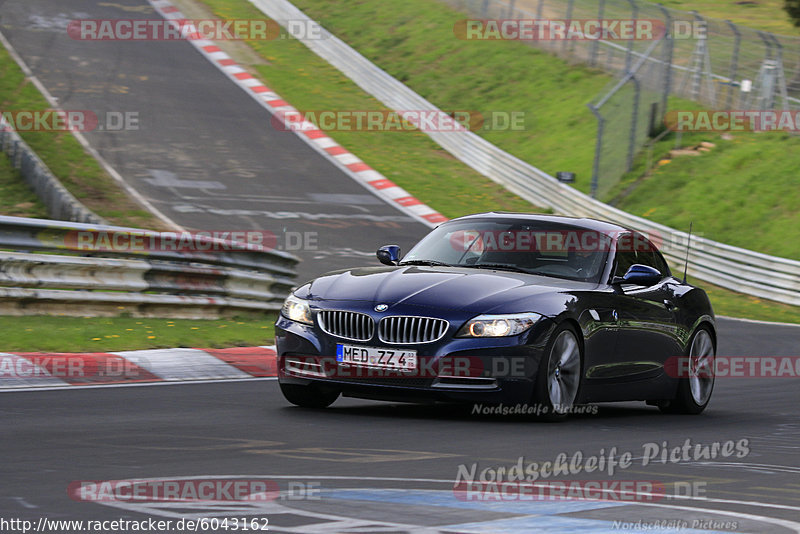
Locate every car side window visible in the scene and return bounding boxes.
[614,250,639,278]
[630,234,670,277]
[637,249,670,276]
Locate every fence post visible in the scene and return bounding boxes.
[562,0,575,54]
[724,20,741,110]
[588,104,604,199]
[769,33,790,109]
[756,30,776,110]
[590,0,606,67]
[506,0,516,19]
[657,6,673,123]
[627,76,641,173]
[625,0,638,73]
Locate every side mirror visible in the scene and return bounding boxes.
[377,244,401,266]
[613,264,662,286]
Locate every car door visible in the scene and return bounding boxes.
[591,235,681,383]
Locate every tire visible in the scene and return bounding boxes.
[532,323,583,421]
[660,326,715,415]
[279,382,340,409]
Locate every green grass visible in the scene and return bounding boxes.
[0,44,163,228]
[615,131,800,259]
[693,275,800,324]
[0,157,48,217]
[0,314,277,352]
[648,0,799,35]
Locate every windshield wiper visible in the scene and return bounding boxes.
[398,259,453,267]
[468,263,530,274]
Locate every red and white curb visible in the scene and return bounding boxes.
[147,0,448,228]
[0,346,277,390]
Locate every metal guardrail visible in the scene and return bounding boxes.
[250,0,800,307]
[0,215,300,318]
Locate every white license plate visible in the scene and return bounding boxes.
[336,344,417,370]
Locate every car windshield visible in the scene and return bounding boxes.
[400,219,611,282]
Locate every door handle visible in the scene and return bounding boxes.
[663,300,676,311]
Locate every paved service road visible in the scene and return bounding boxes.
[0,0,430,283]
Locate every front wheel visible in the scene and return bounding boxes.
[660,326,715,415]
[532,324,583,421]
[280,382,340,408]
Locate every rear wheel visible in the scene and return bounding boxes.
[660,326,715,415]
[533,324,583,421]
[280,382,340,408]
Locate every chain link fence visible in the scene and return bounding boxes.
[442,0,800,197]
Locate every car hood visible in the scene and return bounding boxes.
[298,265,599,316]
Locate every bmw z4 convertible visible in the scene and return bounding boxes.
[275,213,716,419]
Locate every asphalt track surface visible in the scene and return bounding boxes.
[1,0,800,532]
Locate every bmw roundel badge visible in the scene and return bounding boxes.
[374,304,389,312]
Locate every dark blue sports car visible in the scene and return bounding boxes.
[275,213,716,419]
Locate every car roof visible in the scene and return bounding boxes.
[446,212,630,235]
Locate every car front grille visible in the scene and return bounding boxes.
[378,316,449,344]
[317,310,374,341]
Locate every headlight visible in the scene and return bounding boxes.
[457,312,541,337]
[281,294,313,325]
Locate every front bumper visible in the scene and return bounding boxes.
[275,313,555,405]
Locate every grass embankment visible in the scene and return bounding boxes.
[0,43,162,228]
[646,0,799,35]
[0,315,277,352]
[0,157,48,217]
